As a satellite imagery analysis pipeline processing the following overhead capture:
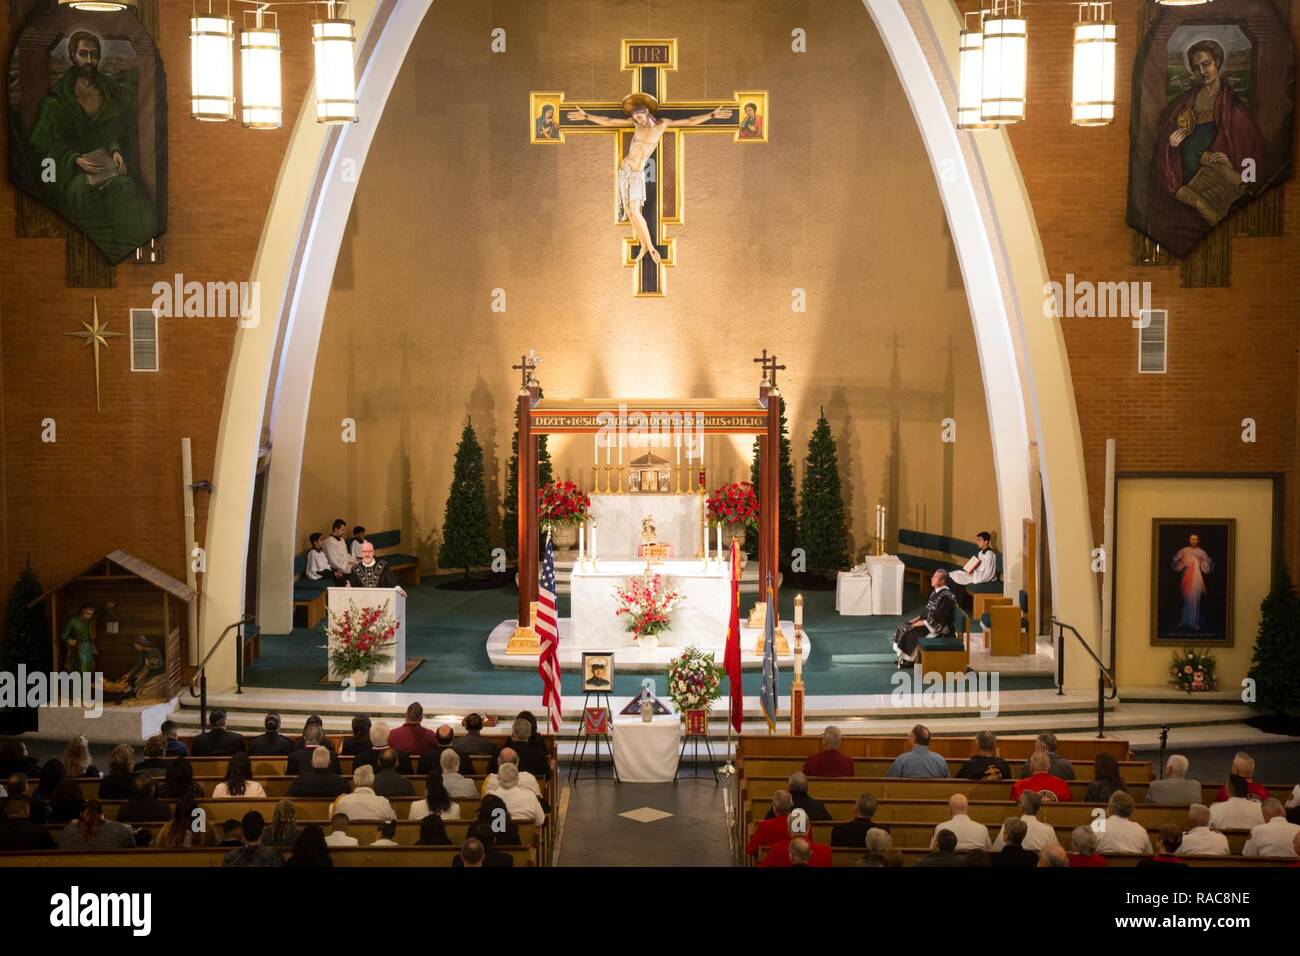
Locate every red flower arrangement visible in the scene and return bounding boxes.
[538,480,591,529]
[706,481,759,530]
[327,599,396,676]
[614,574,683,642]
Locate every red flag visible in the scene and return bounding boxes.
[723,537,744,733]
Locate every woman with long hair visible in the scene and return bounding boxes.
[155,791,215,847]
[286,824,333,866]
[62,735,98,778]
[415,814,451,845]
[159,757,203,801]
[476,793,521,845]
[34,759,67,804]
[342,715,372,756]
[97,744,136,800]
[57,798,134,849]
[408,771,458,820]
[213,752,267,798]
[1084,752,1128,803]
[264,799,300,848]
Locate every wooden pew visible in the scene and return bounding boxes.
[785,848,1289,868]
[0,845,533,867]
[735,735,1132,761]
[91,796,487,824]
[739,755,1153,783]
[744,796,1200,830]
[55,818,538,848]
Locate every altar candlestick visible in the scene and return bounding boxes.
[703,519,709,566]
[591,524,598,562]
[618,436,622,465]
[676,439,681,465]
[605,439,610,467]
[795,592,804,628]
[594,436,598,466]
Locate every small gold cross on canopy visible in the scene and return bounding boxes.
[65,296,123,413]
[512,350,541,390]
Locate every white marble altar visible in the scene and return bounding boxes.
[587,493,703,558]
[569,558,727,649]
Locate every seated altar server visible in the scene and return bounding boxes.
[949,531,997,609]
[891,570,957,666]
[304,533,331,581]
[346,541,407,595]
[324,518,357,580]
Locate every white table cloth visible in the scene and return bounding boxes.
[864,554,905,616]
[612,714,682,782]
[835,572,874,615]
[569,559,729,649]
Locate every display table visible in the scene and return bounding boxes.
[569,559,729,649]
[611,714,682,782]
[835,571,873,615]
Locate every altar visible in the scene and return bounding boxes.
[570,558,727,649]
[587,494,703,560]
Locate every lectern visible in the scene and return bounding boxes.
[326,587,406,682]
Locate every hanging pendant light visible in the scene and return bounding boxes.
[981,0,1028,124]
[312,2,358,124]
[59,0,135,10]
[191,4,235,122]
[957,11,995,130]
[241,8,282,129]
[1072,3,1117,126]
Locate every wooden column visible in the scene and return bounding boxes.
[507,387,539,652]
[766,386,782,619]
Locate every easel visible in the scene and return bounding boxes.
[676,711,719,784]
[569,692,619,783]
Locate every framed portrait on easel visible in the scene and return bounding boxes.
[581,652,614,692]
[1151,518,1234,646]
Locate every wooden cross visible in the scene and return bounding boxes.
[512,350,541,390]
[754,349,786,389]
[530,39,769,297]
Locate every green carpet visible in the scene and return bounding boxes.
[245,575,1055,697]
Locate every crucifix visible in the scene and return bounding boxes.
[65,296,123,413]
[530,39,770,296]
[511,350,541,391]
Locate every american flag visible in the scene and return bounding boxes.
[536,535,562,732]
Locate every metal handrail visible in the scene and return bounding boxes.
[187,615,254,730]
[1050,616,1118,739]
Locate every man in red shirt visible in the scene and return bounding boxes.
[1010,751,1072,803]
[386,702,439,757]
[1212,752,1272,803]
[746,789,793,858]
[759,810,832,867]
[802,726,855,778]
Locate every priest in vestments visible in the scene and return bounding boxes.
[345,542,406,595]
[891,570,957,667]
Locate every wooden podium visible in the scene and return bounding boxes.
[326,587,406,681]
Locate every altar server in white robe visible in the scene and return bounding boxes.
[949,532,997,610]
[323,518,357,581]
[305,533,331,581]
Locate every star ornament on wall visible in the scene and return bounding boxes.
[65,297,124,413]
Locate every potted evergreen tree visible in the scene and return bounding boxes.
[1245,565,1300,735]
[438,421,494,586]
[1,558,47,733]
[799,410,850,579]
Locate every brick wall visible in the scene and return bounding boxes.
[0,2,314,592]
[1006,0,1300,566]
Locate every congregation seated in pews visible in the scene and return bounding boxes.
[0,702,557,867]
[738,728,1300,868]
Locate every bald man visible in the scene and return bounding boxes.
[1178,804,1229,856]
[932,793,993,851]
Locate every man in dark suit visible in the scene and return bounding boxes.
[0,796,56,850]
[992,817,1039,867]
[485,717,550,780]
[914,829,967,867]
[247,713,295,756]
[351,722,413,774]
[287,746,351,798]
[764,772,831,821]
[372,750,415,798]
[115,774,171,823]
[287,723,342,775]
[452,713,501,764]
[417,725,465,775]
[830,792,890,846]
[133,735,170,776]
[190,711,247,757]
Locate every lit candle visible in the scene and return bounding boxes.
[795,593,803,628]
[703,517,709,565]
[578,523,585,566]
[605,438,610,467]
[716,525,723,562]
[594,435,598,466]
[676,434,681,465]
[591,524,598,561]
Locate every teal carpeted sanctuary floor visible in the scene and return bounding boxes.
[244,575,1056,697]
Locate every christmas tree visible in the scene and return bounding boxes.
[1,557,48,673]
[798,410,850,575]
[501,396,553,560]
[746,396,798,563]
[438,421,494,579]
[1247,565,1300,715]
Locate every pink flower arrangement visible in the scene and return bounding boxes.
[1168,648,1217,693]
[538,480,591,528]
[706,481,759,530]
[328,599,396,676]
[613,574,682,642]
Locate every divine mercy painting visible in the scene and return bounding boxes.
[1151,519,1234,646]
